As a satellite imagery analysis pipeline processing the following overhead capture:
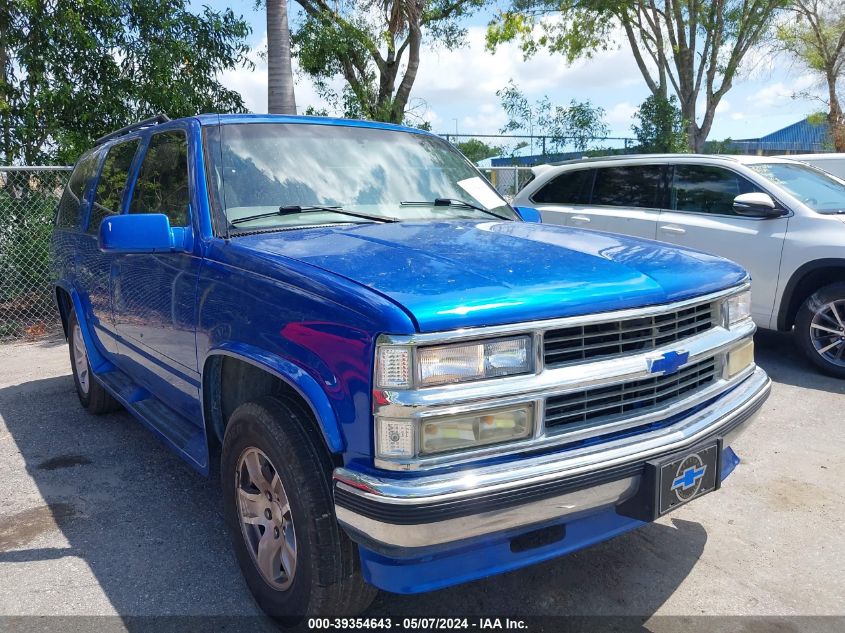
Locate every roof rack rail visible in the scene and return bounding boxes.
[94,113,171,146]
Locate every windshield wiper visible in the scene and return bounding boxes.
[400,198,511,221]
[231,205,398,226]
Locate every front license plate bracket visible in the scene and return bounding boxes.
[617,439,722,522]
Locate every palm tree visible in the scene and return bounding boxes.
[267,0,297,114]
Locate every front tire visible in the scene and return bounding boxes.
[795,282,845,378]
[221,396,376,624]
[67,310,122,414]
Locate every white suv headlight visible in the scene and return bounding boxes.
[726,290,752,327]
[375,336,532,389]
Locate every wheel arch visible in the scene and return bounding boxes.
[53,284,113,373]
[777,259,845,331]
[201,345,346,459]
[54,284,72,338]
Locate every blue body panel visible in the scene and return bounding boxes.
[232,220,747,332]
[50,114,749,595]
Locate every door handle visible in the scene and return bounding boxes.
[659,225,686,234]
[570,215,591,223]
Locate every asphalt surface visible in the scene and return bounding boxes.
[0,331,843,626]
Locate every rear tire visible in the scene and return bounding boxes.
[795,282,845,379]
[67,310,122,414]
[220,395,376,625]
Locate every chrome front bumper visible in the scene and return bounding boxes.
[334,367,770,554]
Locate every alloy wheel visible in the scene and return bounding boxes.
[809,300,845,368]
[72,323,90,394]
[235,447,297,591]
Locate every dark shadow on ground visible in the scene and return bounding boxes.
[754,330,845,395]
[0,370,706,628]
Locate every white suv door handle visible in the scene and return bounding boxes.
[570,215,591,223]
[659,225,686,235]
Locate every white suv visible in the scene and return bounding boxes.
[513,154,845,377]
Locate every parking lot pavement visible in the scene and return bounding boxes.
[0,331,843,623]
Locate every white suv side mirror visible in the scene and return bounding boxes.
[732,192,787,218]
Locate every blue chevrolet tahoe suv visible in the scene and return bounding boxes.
[52,113,771,622]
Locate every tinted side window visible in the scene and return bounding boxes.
[129,131,190,226]
[673,165,759,215]
[532,169,593,204]
[89,140,140,234]
[57,153,98,229]
[591,165,665,208]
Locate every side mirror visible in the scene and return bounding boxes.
[513,206,542,223]
[732,192,787,218]
[99,213,192,253]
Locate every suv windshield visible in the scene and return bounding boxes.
[204,122,517,231]
[747,162,845,214]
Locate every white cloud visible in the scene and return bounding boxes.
[606,102,637,126]
[220,23,647,134]
[748,74,819,108]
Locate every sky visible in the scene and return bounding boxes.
[201,2,827,142]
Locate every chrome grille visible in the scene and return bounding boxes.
[543,301,717,367]
[544,357,718,431]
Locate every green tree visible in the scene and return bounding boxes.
[777,0,845,151]
[292,0,488,123]
[0,0,252,164]
[454,138,504,163]
[497,80,609,154]
[631,94,688,152]
[487,0,787,152]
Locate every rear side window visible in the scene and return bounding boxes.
[673,165,759,216]
[56,153,98,229]
[591,165,665,208]
[129,131,190,227]
[88,139,140,234]
[531,169,593,204]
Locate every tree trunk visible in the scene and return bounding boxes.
[267,0,297,115]
[827,73,845,152]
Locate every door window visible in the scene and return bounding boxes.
[531,169,593,204]
[129,131,190,227]
[672,165,759,216]
[57,152,99,229]
[89,140,140,234]
[591,165,665,208]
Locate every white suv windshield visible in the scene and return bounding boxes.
[205,122,516,231]
[748,162,845,214]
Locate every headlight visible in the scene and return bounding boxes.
[376,404,534,459]
[726,290,752,327]
[375,336,532,389]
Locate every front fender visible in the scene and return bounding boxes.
[202,343,345,454]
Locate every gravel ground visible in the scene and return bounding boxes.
[0,330,842,627]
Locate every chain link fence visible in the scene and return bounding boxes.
[479,166,535,200]
[0,166,71,341]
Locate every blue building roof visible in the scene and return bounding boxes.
[729,118,831,153]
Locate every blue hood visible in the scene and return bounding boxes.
[236,221,747,332]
